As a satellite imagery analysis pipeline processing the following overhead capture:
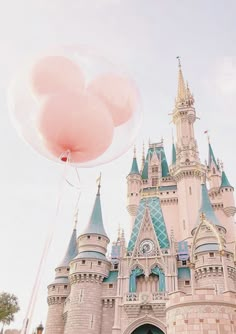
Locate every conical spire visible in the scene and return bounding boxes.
[141,151,149,179]
[59,227,78,267]
[177,57,186,102]
[221,170,232,188]
[208,142,219,169]
[172,142,176,165]
[81,184,108,237]
[198,183,219,225]
[129,146,140,175]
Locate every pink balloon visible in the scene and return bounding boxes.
[30,56,85,97]
[38,91,114,163]
[88,73,138,127]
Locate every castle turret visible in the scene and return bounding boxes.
[64,184,111,334]
[190,183,236,292]
[45,226,78,334]
[170,60,205,239]
[220,167,236,216]
[220,166,236,242]
[126,147,142,228]
[207,140,221,189]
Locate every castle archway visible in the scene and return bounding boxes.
[123,315,166,334]
[131,324,164,334]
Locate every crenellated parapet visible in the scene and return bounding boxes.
[69,273,105,285]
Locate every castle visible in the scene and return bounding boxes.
[44,63,236,334]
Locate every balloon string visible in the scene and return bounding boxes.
[20,152,70,334]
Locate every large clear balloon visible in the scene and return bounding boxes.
[8,46,142,167]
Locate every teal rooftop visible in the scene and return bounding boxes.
[59,227,78,267]
[198,183,219,225]
[81,185,108,238]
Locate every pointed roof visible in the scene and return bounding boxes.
[172,143,176,165]
[208,143,219,169]
[58,227,78,267]
[221,170,232,188]
[177,60,186,102]
[198,183,220,225]
[81,185,108,238]
[141,152,149,179]
[129,147,140,175]
[127,197,170,252]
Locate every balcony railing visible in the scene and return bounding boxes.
[125,291,168,302]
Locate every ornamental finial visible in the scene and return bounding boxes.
[133,145,136,158]
[96,172,102,195]
[176,56,181,68]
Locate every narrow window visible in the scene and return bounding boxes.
[87,235,90,239]
[78,289,84,303]
[209,252,214,258]
[82,260,86,264]
[184,280,190,286]
[98,236,101,240]
[182,260,187,266]
[98,261,101,265]
[64,285,68,289]
[152,177,158,186]
[189,186,192,195]
[109,284,113,288]
[90,314,94,329]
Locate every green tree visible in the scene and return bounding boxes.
[0,292,20,332]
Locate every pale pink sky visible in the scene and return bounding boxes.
[0,0,236,331]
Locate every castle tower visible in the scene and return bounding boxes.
[45,226,78,334]
[220,166,236,242]
[166,184,236,334]
[64,184,111,334]
[127,147,142,229]
[190,183,230,292]
[170,60,205,240]
[207,140,221,189]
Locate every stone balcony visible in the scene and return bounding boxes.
[123,292,168,318]
[125,292,168,302]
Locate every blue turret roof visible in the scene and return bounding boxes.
[81,186,108,238]
[141,156,149,179]
[221,170,232,188]
[129,157,139,175]
[172,143,176,165]
[58,228,78,267]
[198,183,219,225]
[208,143,219,170]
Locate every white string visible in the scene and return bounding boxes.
[20,153,70,334]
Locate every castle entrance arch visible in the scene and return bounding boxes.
[131,324,164,334]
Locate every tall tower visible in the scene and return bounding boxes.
[64,184,111,334]
[127,147,142,230]
[45,226,78,334]
[170,60,205,240]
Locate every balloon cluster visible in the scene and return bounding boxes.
[9,48,142,167]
